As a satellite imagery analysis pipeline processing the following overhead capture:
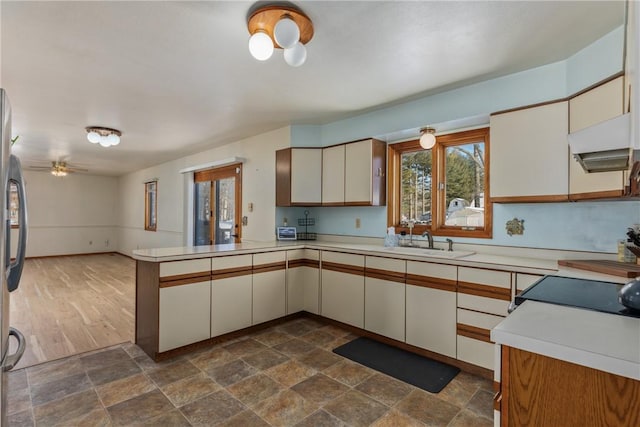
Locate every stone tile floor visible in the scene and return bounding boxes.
[7,317,494,426]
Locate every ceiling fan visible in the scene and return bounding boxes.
[28,161,88,177]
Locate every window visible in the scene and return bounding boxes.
[144,181,157,231]
[9,183,19,228]
[387,128,491,238]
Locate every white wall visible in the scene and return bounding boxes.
[18,170,118,257]
[116,126,290,255]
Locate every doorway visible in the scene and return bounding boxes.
[194,163,242,245]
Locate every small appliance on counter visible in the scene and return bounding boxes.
[509,275,640,319]
[276,226,297,241]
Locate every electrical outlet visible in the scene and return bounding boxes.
[355,218,361,228]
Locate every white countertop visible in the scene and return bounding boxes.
[491,300,640,380]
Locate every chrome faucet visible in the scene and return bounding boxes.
[421,231,434,249]
[446,238,454,252]
[407,221,415,246]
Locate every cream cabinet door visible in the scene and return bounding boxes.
[159,281,211,352]
[490,101,568,200]
[405,261,457,358]
[253,252,286,325]
[322,145,345,204]
[291,148,322,204]
[345,140,373,203]
[364,256,406,342]
[456,309,504,370]
[569,76,625,197]
[211,274,252,337]
[287,249,320,314]
[320,252,365,328]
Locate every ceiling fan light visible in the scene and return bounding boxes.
[87,131,101,143]
[274,16,300,49]
[249,31,274,61]
[284,42,307,67]
[419,128,436,149]
[106,133,120,146]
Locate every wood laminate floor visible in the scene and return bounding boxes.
[9,253,135,370]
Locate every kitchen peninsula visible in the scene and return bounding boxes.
[133,241,637,387]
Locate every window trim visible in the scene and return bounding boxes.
[144,180,158,232]
[387,127,492,239]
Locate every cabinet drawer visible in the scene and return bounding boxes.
[365,256,406,274]
[160,258,211,280]
[211,254,252,272]
[458,293,510,316]
[322,251,365,267]
[254,251,287,266]
[458,267,511,288]
[407,261,457,281]
[287,249,320,261]
[456,308,504,370]
[515,273,544,294]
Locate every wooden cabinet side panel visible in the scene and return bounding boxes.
[275,148,292,207]
[506,347,640,426]
[136,261,160,357]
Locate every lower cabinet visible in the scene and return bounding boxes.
[497,345,640,426]
[364,256,406,342]
[286,249,320,314]
[253,252,287,324]
[456,267,512,370]
[321,252,365,328]
[405,261,457,358]
[211,255,253,337]
[159,281,211,352]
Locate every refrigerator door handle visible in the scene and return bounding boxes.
[7,154,27,292]
[3,327,25,371]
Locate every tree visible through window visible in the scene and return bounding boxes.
[389,128,491,238]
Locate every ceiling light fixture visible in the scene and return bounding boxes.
[419,127,437,149]
[247,4,314,67]
[51,161,68,177]
[86,126,122,148]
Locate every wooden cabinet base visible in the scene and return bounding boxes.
[501,346,640,426]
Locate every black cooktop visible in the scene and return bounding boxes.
[514,275,640,318]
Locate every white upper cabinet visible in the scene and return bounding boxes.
[345,139,386,205]
[321,145,346,205]
[568,76,626,199]
[276,148,322,206]
[490,100,569,202]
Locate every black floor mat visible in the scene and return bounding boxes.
[333,337,460,393]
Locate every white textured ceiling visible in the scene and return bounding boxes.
[0,1,626,176]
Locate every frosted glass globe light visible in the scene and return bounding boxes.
[274,16,300,49]
[248,31,274,61]
[99,137,111,148]
[284,42,307,67]
[106,133,120,146]
[419,132,436,149]
[87,131,101,143]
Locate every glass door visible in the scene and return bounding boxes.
[194,164,242,245]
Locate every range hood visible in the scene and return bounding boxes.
[568,113,632,173]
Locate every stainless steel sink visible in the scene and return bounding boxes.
[381,246,474,259]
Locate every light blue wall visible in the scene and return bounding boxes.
[281,26,635,253]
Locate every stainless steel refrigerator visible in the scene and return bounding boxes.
[0,89,28,425]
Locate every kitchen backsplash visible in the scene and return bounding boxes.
[276,200,640,253]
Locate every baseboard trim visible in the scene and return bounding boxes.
[25,251,122,260]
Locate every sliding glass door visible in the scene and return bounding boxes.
[194,164,242,245]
